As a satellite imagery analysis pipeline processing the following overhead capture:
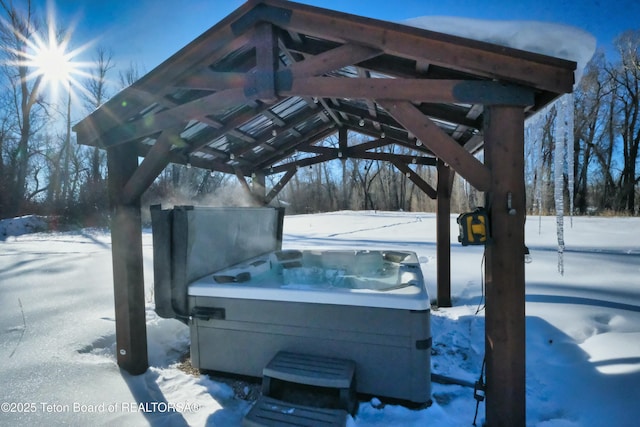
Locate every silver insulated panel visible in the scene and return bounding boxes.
[150,205,284,321]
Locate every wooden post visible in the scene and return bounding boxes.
[107,142,148,375]
[483,105,526,426]
[436,160,453,307]
[339,127,348,210]
[252,22,278,102]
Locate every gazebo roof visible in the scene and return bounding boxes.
[81,4,579,424]
[73,0,576,199]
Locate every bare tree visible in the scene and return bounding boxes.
[83,46,113,183]
[608,30,640,212]
[119,61,141,88]
[0,0,48,216]
[573,53,609,213]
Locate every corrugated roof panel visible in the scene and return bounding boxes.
[181,121,210,140]
[271,96,308,118]
[238,114,272,136]
[294,114,325,134]
[208,135,230,151]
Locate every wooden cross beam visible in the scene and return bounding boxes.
[246,22,278,102]
[378,100,491,192]
[277,76,535,106]
[265,167,297,203]
[390,159,437,199]
[121,126,184,205]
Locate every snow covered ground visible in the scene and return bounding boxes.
[1,211,639,426]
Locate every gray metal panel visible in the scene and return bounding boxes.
[189,296,431,403]
[182,207,281,284]
[150,205,175,319]
[151,206,284,321]
[170,206,192,319]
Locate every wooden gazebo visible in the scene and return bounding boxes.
[73,1,576,425]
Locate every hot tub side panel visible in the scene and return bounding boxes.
[189,296,431,403]
[150,206,284,321]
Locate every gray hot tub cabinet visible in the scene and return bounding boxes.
[190,297,431,403]
[150,206,431,404]
[188,250,432,404]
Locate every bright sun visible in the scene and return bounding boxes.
[10,3,94,104]
[32,39,74,89]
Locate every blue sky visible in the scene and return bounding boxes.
[31,0,639,82]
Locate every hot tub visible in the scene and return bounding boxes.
[188,249,432,403]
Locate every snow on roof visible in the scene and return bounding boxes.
[403,16,596,86]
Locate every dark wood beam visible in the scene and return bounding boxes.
[134,142,236,175]
[378,100,491,191]
[436,160,455,307]
[175,71,246,91]
[354,151,437,166]
[484,105,527,427]
[277,77,535,106]
[391,159,437,199]
[106,141,148,375]
[298,142,437,166]
[74,7,256,145]
[341,123,441,158]
[347,137,395,154]
[278,41,382,128]
[121,126,184,205]
[96,88,250,148]
[297,144,335,156]
[338,127,349,208]
[463,132,485,156]
[248,22,278,102]
[281,34,483,81]
[254,123,337,171]
[286,42,382,78]
[331,99,481,132]
[265,167,297,203]
[338,127,348,156]
[255,1,576,93]
[266,149,339,175]
[357,67,381,130]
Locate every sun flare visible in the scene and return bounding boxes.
[32,39,73,88]
[6,2,95,104]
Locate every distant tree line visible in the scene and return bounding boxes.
[0,1,638,225]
